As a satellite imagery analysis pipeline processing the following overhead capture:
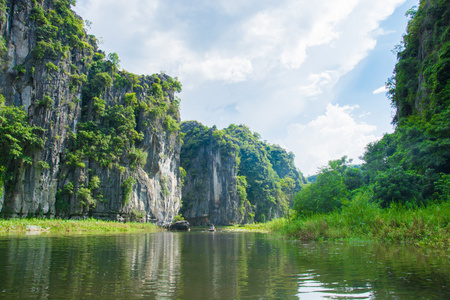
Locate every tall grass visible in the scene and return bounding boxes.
[268,195,450,249]
[0,218,160,235]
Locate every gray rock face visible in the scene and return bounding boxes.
[0,0,181,225]
[169,220,190,230]
[180,122,251,226]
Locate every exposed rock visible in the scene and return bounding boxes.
[0,0,181,226]
[180,121,305,225]
[169,220,190,231]
[180,122,252,226]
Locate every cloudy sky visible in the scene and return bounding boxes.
[74,0,418,176]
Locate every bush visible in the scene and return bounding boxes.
[32,41,57,61]
[372,166,423,208]
[122,177,136,205]
[294,170,347,217]
[124,92,137,106]
[45,62,59,72]
[89,72,112,97]
[77,186,96,208]
[164,115,180,132]
[88,175,101,190]
[39,95,54,108]
[173,214,184,222]
[129,148,147,170]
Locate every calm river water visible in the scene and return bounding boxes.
[0,229,449,299]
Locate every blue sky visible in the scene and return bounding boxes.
[74,0,419,176]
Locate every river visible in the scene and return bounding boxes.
[0,229,449,299]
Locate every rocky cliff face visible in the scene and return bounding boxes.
[180,121,251,226]
[0,0,181,225]
[180,121,305,225]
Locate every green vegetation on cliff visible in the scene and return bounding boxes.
[0,0,183,222]
[365,0,450,206]
[180,121,305,223]
[0,95,44,196]
[58,50,182,214]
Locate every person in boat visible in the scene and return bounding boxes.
[209,224,215,231]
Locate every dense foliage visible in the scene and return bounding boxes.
[0,95,44,196]
[291,0,450,238]
[180,121,305,222]
[365,0,450,206]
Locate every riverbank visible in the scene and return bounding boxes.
[222,223,269,233]
[264,199,450,250]
[0,218,160,235]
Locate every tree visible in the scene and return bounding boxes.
[0,95,43,194]
[294,157,352,217]
[107,52,120,72]
[372,166,423,208]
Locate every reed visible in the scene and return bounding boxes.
[269,198,450,249]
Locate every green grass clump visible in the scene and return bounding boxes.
[223,223,269,232]
[268,199,450,249]
[0,218,160,235]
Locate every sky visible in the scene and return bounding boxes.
[74,0,419,176]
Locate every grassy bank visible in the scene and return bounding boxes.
[265,198,450,250]
[0,218,160,235]
[222,223,269,233]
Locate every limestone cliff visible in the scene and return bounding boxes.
[180,121,305,225]
[0,0,182,225]
[180,121,251,225]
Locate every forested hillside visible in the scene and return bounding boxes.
[279,0,450,247]
[180,121,305,224]
[365,0,450,206]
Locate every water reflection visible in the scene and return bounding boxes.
[0,232,182,299]
[297,272,374,299]
[0,231,449,299]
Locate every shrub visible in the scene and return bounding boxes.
[89,72,112,96]
[173,214,184,222]
[69,74,87,92]
[37,160,50,170]
[77,186,96,208]
[88,175,100,190]
[45,62,59,72]
[32,41,57,61]
[38,95,54,108]
[92,97,105,117]
[122,177,136,205]
[124,92,137,106]
[129,148,147,170]
[164,115,180,132]
[294,170,347,217]
[372,166,423,208]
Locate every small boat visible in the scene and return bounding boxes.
[209,225,215,232]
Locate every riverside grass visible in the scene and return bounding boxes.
[264,198,450,249]
[0,218,160,235]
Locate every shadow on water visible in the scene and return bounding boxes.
[0,230,449,299]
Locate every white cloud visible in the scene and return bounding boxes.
[74,0,412,174]
[75,0,407,86]
[373,86,388,94]
[281,104,379,175]
[299,71,339,96]
[181,55,253,83]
